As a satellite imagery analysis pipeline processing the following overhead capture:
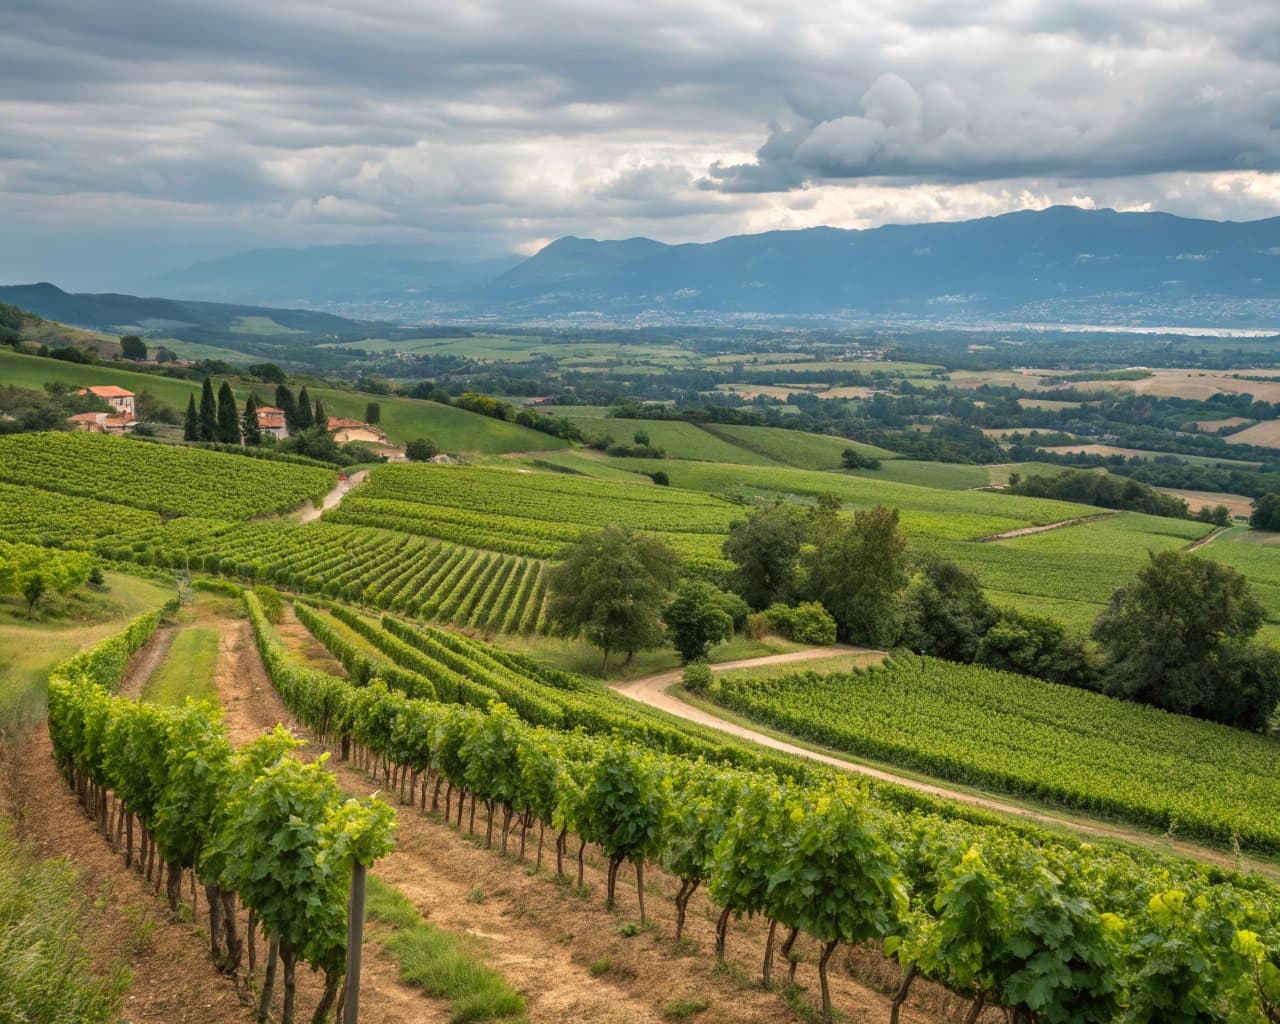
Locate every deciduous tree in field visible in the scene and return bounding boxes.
[663,578,735,664]
[722,502,806,609]
[803,504,909,648]
[547,525,678,673]
[1093,550,1279,728]
[119,334,147,361]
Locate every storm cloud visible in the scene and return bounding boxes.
[2,0,1279,287]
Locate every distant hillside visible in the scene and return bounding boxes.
[0,300,121,355]
[142,244,520,307]
[0,282,374,337]
[480,207,1280,325]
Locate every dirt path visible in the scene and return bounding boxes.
[610,653,1276,878]
[116,623,176,699]
[1186,526,1228,552]
[974,512,1113,542]
[209,618,948,1024]
[296,469,367,524]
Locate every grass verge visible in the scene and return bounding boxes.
[140,627,220,705]
[0,822,129,1022]
[365,875,526,1023]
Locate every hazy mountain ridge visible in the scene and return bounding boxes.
[482,207,1280,323]
[14,207,1280,329]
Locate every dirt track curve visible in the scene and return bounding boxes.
[297,470,367,524]
[609,650,1277,877]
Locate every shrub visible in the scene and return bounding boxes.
[764,601,837,645]
[743,612,770,640]
[683,662,713,694]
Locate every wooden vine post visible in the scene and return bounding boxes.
[343,861,367,1024]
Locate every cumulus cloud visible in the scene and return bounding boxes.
[1,0,1279,287]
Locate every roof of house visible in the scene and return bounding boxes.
[67,412,106,423]
[77,385,135,398]
[326,417,368,430]
[257,411,286,428]
[256,405,283,414]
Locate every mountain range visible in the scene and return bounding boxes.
[9,206,1280,329]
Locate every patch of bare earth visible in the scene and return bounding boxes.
[212,618,969,1024]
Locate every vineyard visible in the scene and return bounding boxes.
[0,432,335,519]
[326,463,743,568]
[44,606,396,1024]
[245,591,1280,1023]
[709,656,1280,853]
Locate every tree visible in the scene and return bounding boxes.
[841,447,882,470]
[251,362,287,384]
[976,609,1095,688]
[154,344,177,363]
[241,392,262,446]
[803,504,909,647]
[902,559,998,663]
[664,579,735,664]
[1093,551,1275,726]
[119,335,147,361]
[547,526,679,673]
[405,437,439,462]
[1251,494,1280,531]
[198,378,217,442]
[722,504,806,610]
[21,571,45,619]
[183,394,199,442]
[275,384,299,433]
[295,387,314,431]
[365,401,381,426]
[313,398,326,428]
[215,382,240,443]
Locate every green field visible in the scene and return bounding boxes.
[140,626,220,704]
[0,348,566,453]
[0,572,176,734]
[601,457,1094,539]
[702,424,892,469]
[554,416,779,465]
[709,654,1280,853]
[847,460,990,489]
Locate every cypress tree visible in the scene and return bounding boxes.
[275,384,298,434]
[296,386,314,430]
[313,398,326,428]
[198,378,217,442]
[242,392,262,446]
[216,381,241,443]
[183,394,199,441]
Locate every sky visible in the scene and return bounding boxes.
[3,0,1279,288]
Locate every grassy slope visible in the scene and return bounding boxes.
[0,348,564,453]
[0,573,176,733]
[702,424,894,469]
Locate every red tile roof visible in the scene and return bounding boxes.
[77,385,134,398]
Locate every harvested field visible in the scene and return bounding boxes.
[1225,421,1280,449]
[1155,488,1255,519]
[1189,416,1254,432]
